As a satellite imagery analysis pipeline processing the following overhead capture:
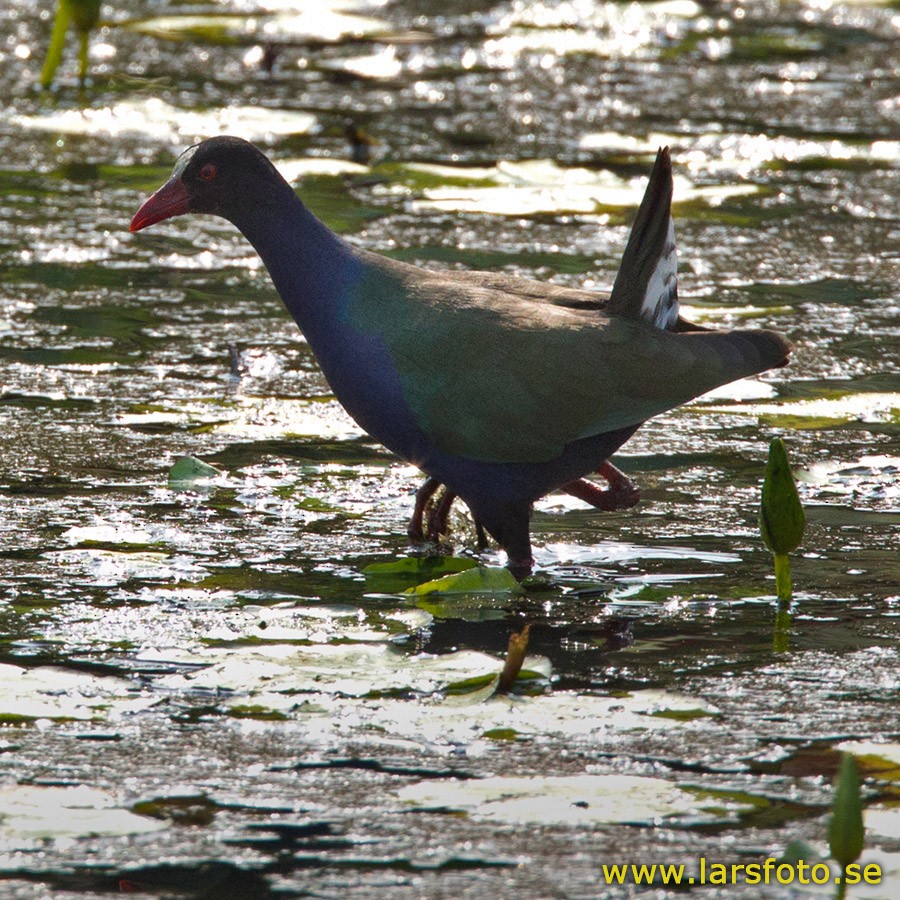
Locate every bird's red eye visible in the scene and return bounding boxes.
[199,164,217,182]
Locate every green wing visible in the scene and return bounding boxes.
[347,252,787,464]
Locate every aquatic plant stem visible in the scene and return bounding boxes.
[497,624,530,694]
[773,600,791,653]
[78,29,89,84]
[835,869,847,900]
[40,2,72,88]
[773,554,792,651]
[774,552,792,602]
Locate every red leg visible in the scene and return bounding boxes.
[562,461,640,511]
[408,477,440,542]
[434,496,490,550]
[410,478,492,549]
[426,488,456,542]
[477,507,533,580]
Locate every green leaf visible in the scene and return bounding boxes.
[363,555,477,593]
[828,754,865,868]
[167,456,221,485]
[363,556,476,578]
[760,437,806,555]
[405,565,520,596]
[482,728,521,742]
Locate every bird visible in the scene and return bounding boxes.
[131,137,789,579]
[405,148,696,547]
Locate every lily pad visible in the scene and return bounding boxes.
[397,773,747,825]
[835,742,900,783]
[0,785,165,843]
[168,456,221,486]
[406,565,520,596]
[155,643,508,700]
[704,393,900,428]
[120,9,390,46]
[409,160,757,217]
[0,664,154,723]
[364,555,478,593]
[12,98,316,146]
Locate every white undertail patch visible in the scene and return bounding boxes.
[641,217,679,329]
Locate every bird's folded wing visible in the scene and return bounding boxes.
[347,261,787,464]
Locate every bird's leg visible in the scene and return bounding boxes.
[427,488,493,549]
[426,488,457,542]
[480,509,533,580]
[562,461,640,511]
[408,477,441,542]
[409,478,492,550]
[506,545,534,581]
[474,520,489,551]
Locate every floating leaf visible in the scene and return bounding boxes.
[834,741,900,783]
[707,393,900,427]
[120,9,391,46]
[364,556,478,578]
[168,456,221,485]
[0,785,165,843]
[828,754,865,869]
[760,437,806,555]
[397,774,746,825]
[405,565,520,596]
[227,704,289,722]
[132,795,218,826]
[649,707,717,722]
[363,555,477,593]
[409,159,757,217]
[13,98,316,146]
[482,728,521,742]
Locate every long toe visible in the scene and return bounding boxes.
[563,477,640,511]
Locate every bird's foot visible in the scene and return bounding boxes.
[507,554,534,581]
[563,462,640,512]
[409,478,492,552]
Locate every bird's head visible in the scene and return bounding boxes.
[130,136,288,232]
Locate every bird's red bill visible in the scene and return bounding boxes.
[129,178,190,232]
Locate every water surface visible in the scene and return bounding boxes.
[0,0,897,897]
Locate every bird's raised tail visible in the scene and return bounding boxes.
[608,147,678,328]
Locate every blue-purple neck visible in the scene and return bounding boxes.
[220,182,429,464]
[224,186,361,341]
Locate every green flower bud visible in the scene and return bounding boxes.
[829,754,865,868]
[759,437,806,555]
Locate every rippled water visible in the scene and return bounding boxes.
[0,1,897,897]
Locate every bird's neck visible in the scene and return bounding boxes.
[229,187,361,339]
